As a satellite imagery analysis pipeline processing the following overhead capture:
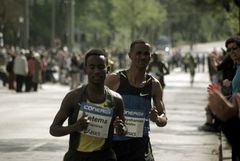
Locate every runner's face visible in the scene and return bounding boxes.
[85,55,107,85]
[227,42,240,63]
[130,43,151,68]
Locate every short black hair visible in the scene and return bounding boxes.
[129,39,151,53]
[84,48,108,66]
[225,35,240,48]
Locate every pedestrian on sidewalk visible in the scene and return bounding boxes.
[50,48,127,161]
[105,39,167,161]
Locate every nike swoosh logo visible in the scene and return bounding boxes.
[140,93,149,96]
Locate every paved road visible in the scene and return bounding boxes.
[151,69,220,161]
[0,69,225,161]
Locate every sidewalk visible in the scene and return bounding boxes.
[0,69,231,161]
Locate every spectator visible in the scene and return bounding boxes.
[40,54,47,83]
[217,52,236,97]
[0,47,8,87]
[32,53,42,91]
[69,55,81,90]
[25,53,34,92]
[13,50,28,92]
[209,35,240,161]
[6,55,16,90]
[199,49,237,133]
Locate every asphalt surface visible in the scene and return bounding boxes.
[0,68,231,161]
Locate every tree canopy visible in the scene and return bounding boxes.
[0,0,239,51]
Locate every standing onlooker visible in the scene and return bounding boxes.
[49,48,126,161]
[13,50,28,92]
[105,40,167,161]
[69,55,81,90]
[32,53,42,91]
[25,53,34,92]
[6,54,16,90]
[0,47,8,87]
[40,53,47,84]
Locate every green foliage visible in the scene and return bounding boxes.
[224,3,240,35]
[159,0,238,47]
[74,0,114,49]
[111,0,166,48]
[30,1,52,46]
[0,0,22,45]
[0,0,238,50]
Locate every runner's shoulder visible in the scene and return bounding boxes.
[148,75,162,88]
[105,86,122,100]
[148,74,159,83]
[105,73,120,90]
[65,85,86,101]
[106,72,120,82]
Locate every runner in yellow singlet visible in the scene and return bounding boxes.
[50,48,127,161]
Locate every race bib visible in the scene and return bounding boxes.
[124,108,146,137]
[78,102,113,138]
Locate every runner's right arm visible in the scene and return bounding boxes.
[49,91,89,137]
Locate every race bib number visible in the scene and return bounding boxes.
[78,103,113,138]
[124,108,145,137]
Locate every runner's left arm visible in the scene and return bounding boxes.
[149,78,167,127]
[113,93,127,135]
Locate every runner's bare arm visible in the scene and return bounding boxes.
[105,73,120,91]
[150,78,167,127]
[112,91,127,135]
[49,91,89,136]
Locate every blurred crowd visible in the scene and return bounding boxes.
[0,43,219,93]
[0,45,130,92]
